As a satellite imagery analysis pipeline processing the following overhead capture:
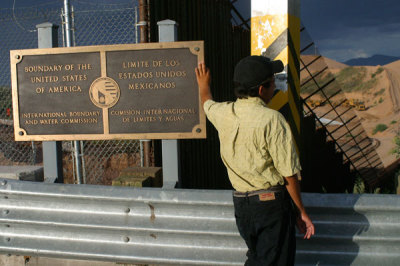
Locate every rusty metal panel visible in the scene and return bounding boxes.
[149,0,250,189]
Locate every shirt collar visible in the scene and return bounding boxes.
[236,97,267,107]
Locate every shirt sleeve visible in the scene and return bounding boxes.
[203,99,223,129]
[266,112,301,177]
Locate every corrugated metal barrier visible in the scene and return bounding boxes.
[0,179,399,265]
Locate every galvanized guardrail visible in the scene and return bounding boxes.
[298,193,400,265]
[0,178,399,265]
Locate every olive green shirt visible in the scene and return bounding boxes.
[204,97,301,192]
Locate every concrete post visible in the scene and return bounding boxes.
[158,20,181,189]
[36,23,63,183]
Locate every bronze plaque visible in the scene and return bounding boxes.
[10,41,206,141]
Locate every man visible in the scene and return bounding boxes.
[195,56,314,265]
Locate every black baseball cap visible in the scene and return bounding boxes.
[233,56,284,89]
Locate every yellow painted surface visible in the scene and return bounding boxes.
[275,47,289,66]
[251,14,288,56]
[251,10,301,139]
[267,90,287,110]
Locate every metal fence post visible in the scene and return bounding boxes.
[158,20,180,189]
[139,0,151,168]
[36,22,63,183]
[63,0,83,184]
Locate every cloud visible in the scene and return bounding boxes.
[301,0,400,62]
[321,49,368,63]
[230,0,400,62]
[316,25,400,62]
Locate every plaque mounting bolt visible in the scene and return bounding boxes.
[18,131,24,136]
[15,55,20,59]
[194,47,200,52]
[196,128,201,133]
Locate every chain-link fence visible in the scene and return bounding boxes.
[0,5,62,166]
[62,1,141,185]
[1,1,141,185]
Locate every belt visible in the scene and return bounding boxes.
[233,185,285,197]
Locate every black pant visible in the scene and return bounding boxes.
[233,190,296,266]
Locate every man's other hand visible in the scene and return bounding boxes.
[296,211,315,239]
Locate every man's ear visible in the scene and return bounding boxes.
[258,85,264,97]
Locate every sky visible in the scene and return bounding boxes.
[301,0,400,62]
[3,0,400,63]
[233,0,400,63]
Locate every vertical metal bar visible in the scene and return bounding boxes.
[139,0,151,167]
[31,141,37,164]
[140,141,144,167]
[63,0,83,184]
[139,0,149,42]
[134,6,138,44]
[71,5,76,47]
[60,8,65,47]
[63,0,72,47]
[73,138,83,181]
[70,141,76,182]
[80,140,86,184]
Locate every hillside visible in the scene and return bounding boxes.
[300,56,400,167]
[301,55,347,74]
[385,60,400,70]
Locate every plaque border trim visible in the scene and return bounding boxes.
[10,41,206,141]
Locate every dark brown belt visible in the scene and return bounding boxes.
[233,185,285,197]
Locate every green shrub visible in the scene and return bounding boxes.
[391,134,400,158]
[372,124,388,135]
[334,67,377,92]
[371,67,384,78]
[374,88,385,96]
[390,120,397,125]
[353,175,365,194]
[336,67,366,92]
[379,97,384,103]
[357,77,378,91]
